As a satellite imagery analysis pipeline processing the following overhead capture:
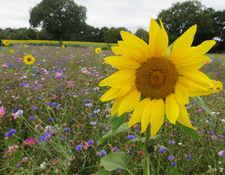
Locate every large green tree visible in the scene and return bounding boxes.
[29,0,87,46]
[157,0,215,46]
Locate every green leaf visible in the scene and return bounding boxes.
[95,169,110,175]
[107,113,126,132]
[165,41,175,58]
[175,121,200,139]
[98,122,130,145]
[191,96,215,117]
[100,152,127,171]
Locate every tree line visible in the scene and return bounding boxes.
[0,0,224,52]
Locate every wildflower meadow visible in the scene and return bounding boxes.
[0,40,225,175]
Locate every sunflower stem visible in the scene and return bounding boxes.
[143,124,150,175]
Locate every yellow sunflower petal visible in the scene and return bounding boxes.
[99,70,136,87]
[140,99,157,133]
[169,25,197,62]
[189,80,223,97]
[178,77,210,92]
[120,31,151,58]
[180,40,216,61]
[111,97,123,116]
[175,56,210,70]
[150,98,165,137]
[174,82,189,105]
[178,69,213,87]
[149,18,160,57]
[111,46,123,55]
[154,28,168,57]
[177,105,196,130]
[118,41,147,63]
[127,98,150,128]
[104,56,141,70]
[118,89,141,116]
[165,93,179,124]
[100,88,121,102]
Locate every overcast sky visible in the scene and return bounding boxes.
[0,0,224,33]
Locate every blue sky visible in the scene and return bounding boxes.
[0,0,224,33]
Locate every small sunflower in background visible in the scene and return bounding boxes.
[23,54,35,65]
[20,44,23,47]
[62,45,65,48]
[95,47,102,54]
[4,41,9,46]
[10,50,14,54]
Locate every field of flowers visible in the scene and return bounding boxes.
[0,43,225,175]
[0,39,118,49]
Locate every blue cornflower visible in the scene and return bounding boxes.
[159,147,165,153]
[134,130,140,134]
[32,106,38,111]
[29,116,34,121]
[111,147,119,152]
[41,133,52,142]
[51,102,57,106]
[66,93,70,96]
[90,121,97,125]
[93,109,100,113]
[60,136,67,140]
[76,145,82,153]
[101,150,107,156]
[168,156,175,161]
[81,130,85,132]
[47,101,51,105]
[64,128,70,132]
[169,140,175,144]
[171,162,176,166]
[84,99,90,103]
[11,109,16,112]
[87,140,94,146]
[33,67,37,71]
[127,135,135,140]
[6,129,17,137]
[186,155,191,160]
[48,118,52,121]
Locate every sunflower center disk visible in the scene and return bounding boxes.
[27,58,32,62]
[135,57,178,99]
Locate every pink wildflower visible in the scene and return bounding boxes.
[67,81,74,87]
[1,63,7,68]
[55,72,63,77]
[82,70,88,74]
[138,151,144,155]
[8,145,18,153]
[25,138,36,145]
[0,106,6,117]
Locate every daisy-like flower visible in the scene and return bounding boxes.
[25,138,36,145]
[0,106,6,117]
[62,45,65,48]
[95,47,101,54]
[23,54,35,65]
[4,40,9,46]
[10,50,14,54]
[99,18,222,136]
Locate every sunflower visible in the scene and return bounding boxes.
[95,48,102,54]
[23,54,35,65]
[10,50,14,54]
[99,18,222,137]
[4,41,9,46]
[62,45,65,48]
